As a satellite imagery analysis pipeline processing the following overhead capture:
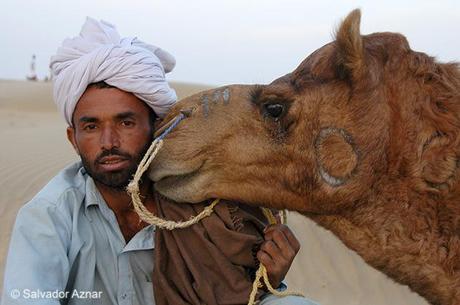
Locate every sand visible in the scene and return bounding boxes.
[0,80,428,304]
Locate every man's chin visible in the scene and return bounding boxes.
[93,174,131,190]
[87,166,136,190]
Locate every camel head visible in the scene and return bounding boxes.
[149,9,460,215]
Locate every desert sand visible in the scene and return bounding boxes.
[0,79,428,304]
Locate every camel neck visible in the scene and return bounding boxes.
[305,190,459,305]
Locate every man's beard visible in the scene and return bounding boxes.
[81,140,152,191]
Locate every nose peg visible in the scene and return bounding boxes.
[180,108,194,117]
[154,109,192,139]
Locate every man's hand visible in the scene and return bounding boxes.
[257,224,301,289]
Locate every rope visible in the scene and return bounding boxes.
[247,208,305,305]
[127,113,305,304]
[127,114,220,230]
[261,208,278,225]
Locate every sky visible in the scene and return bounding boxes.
[1,0,459,86]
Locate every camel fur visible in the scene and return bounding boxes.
[148,9,460,305]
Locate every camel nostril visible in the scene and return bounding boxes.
[155,113,187,138]
[180,108,193,117]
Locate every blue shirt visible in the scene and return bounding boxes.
[1,162,155,305]
[1,162,318,305]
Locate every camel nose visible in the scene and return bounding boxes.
[170,86,238,122]
[180,108,193,117]
[153,84,253,138]
[198,87,232,118]
[171,84,253,121]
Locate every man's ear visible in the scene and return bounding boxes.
[66,126,80,155]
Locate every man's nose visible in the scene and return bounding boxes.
[100,126,120,150]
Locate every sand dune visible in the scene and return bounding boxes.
[0,80,428,304]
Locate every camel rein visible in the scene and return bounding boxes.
[126,112,305,305]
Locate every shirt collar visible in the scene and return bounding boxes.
[83,175,113,224]
[84,174,101,209]
[123,225,155,252]
[82,168,155,250]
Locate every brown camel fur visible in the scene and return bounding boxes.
[148,10,460,305]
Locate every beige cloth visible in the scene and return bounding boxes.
[50,17,177,125]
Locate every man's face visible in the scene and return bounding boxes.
[67,86,154,190]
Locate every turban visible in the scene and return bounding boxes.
[50,17,177,125]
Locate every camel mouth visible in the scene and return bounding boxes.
[153,168,208,203]
[155,170,197,189]
[150,161,203,182]
[148,158,210,203]
[149,158,206,198]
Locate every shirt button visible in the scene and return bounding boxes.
[122,293,127,299]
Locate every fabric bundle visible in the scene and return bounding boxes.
[50,17,177,125]
[153,194,269,305]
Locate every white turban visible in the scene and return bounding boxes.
[50,17,177,125]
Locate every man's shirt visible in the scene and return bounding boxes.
[0,162,316,305]
[1,162,155,305]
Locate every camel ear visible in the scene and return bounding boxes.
[335,9,366,81]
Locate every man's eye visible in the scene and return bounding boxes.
[83,124,97,131]
[121,120,135,127]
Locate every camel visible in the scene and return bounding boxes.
[148,9,460,305]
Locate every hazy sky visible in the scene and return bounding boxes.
[1,0,459,86]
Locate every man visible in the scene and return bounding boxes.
[1,18,318,305]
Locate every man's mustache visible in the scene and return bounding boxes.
[95,148,132,163]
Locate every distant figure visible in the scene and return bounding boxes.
[45,68,52,82]
[26,54,37,81]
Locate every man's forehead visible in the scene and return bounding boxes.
[78,111,138,123]
[72,86,152,124]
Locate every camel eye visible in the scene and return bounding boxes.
[264,103,284,119]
